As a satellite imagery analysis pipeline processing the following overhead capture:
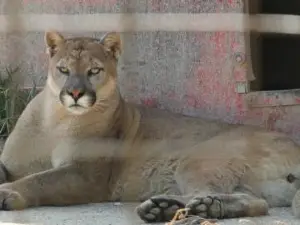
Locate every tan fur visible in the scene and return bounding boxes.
[0,31,300,222]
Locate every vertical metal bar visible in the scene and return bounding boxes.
[2,0,25,86]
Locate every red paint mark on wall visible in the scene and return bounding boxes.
[141,98,157,107]
[233,70,245,81]
[231,42,240,52]
[186,95,198,108]
[210,32,227,58]
[265,108,286,131]
[263,98,273,105]
[167,91,176,99]
[149,0,162,11]
[295,97,300,104]
[234,93,246,121]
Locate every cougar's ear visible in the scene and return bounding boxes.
[100,32,122,60]
[45,30,65,57]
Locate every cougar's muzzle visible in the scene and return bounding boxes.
[59,74,96,114]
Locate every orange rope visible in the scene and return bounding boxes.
[165,208,219,225]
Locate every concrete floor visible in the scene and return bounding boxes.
[0,203,298,225]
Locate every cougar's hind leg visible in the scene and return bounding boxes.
[186,192,269,219]
[174,157,269,220]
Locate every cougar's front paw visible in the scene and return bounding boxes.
[0,189,27,210]
[0,162,8,184]
[136,196,185,223]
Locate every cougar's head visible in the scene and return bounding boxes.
[45,30,122,115]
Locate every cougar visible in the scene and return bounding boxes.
[0,31,299,224]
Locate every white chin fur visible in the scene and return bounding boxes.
[61,94,92,115]
[77,95,91,107]
[66,106,89,115]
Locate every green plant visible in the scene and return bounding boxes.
[0,66,38,138]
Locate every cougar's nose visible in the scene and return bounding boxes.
[67,88,85,101]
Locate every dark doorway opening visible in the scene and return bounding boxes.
[250,0,300,91]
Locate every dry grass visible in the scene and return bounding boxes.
[0,66,38,138]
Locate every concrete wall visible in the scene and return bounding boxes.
[2,0,300,143]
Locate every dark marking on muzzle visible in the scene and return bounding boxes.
[59,74,96,106]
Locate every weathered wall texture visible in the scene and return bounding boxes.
[2,0,300,142]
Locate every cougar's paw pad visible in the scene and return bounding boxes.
[0,189,26,210]
[136,196,185,223]
[186,196,224,219]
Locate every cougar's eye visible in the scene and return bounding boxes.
[57,66,69,75]
[88,67,103,77]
